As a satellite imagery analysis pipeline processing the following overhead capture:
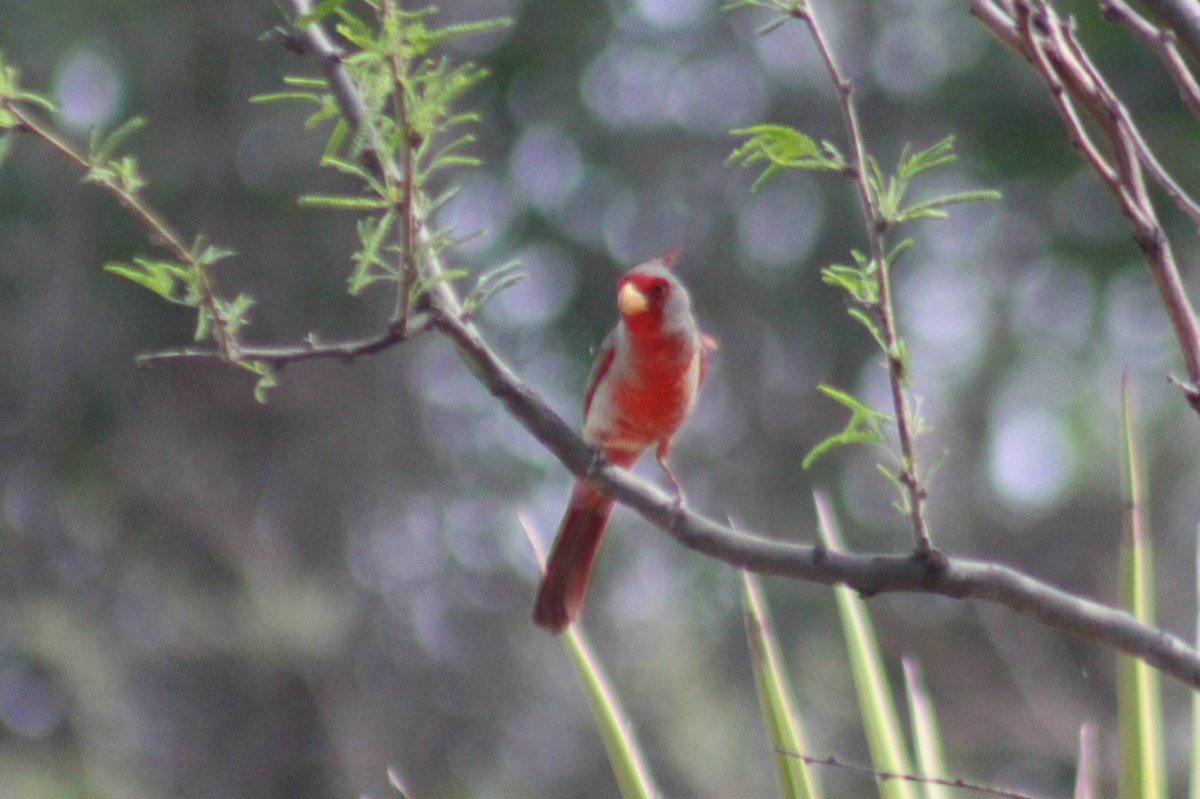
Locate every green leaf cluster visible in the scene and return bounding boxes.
[801,385,890,469]
[731,126,997,474]
[0,51,54,167]
[867,136,1001,230]
[255,1,511,303]
[105,238,245,339]
[728,125,846,191]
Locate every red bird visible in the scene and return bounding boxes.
[533,252,706,633]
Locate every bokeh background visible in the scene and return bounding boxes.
[2,0,1200,796]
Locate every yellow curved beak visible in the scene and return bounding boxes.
[618,282,648,316]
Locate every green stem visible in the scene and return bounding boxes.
[796,0,931,551]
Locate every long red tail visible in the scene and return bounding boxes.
[533,481,615,633]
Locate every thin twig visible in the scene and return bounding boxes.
[778,752,1040,799]
[1137,0,1200,66]
[1099,0,1200,120]
[794,0,933,552]
[378,0,421,336]
[136,313,432,367]
[3,102,242,361]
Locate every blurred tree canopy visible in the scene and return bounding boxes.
[1,0,1199,797]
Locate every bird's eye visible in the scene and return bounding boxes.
[647,282,667,297]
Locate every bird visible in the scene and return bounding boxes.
[533,251,706,633]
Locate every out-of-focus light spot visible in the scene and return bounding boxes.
[634,0,711,29]
[670,54,766,134]
[346,499,444,593]
[482,244,577,327]
[445,498,509,573]
[603,196,689,265]
[54,47,123,131]
[0,663,64,739]
[1052,170,1127,244]
[751,19,825,86]
[988,410,1074,510]
[416,340,492,412]
[582,44,679,130]
[871,20,948,97]
[435,171,518,255]
[736,180,823,282]
[509,125,583,211]
[554,168,628,246]
[235,113,323,192]
[1104,269,1173,369]
[1010,260,1095,350]
[900,265,988,378]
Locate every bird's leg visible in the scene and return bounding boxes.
[585,444,607,478]
[655,440,685,506]
[656,440,690,539]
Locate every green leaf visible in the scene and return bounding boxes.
[728,124,843,190]
[195,243,236,268]
[218,293,256,338]
[410,268,469,304]
[885,238,914,268]
[741,572,822,799]
[243,360,278,404]
[348,211,399,295]
[821,262,877,305]
[901,658,951,799]
[1117,376,1166,799]
[407,16,512,54]
[104,258,193,304]
[559,628,658,799]
[847,307,886,351]
[321,119,352,163]
[518,514,660,799]
[87,116,146,165]
[298,194,391,210]
[802,384,891,469]
[193,306,212,342]
[898,135,957,180]
[814,495,919,799]
[463,260,523,317]
[894,189,1001,224]
[294,0,345,27]
[249,90,324,105]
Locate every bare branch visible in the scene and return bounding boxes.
[135,313,433,367]
[778,752,1038,799]
[1137,0,1200,66]
[973,0,1200,413]
[1100,0,1200,121]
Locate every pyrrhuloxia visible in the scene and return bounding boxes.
[532,252,706,633]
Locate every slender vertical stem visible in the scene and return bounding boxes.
[380,0,420,335]
[796,0,932,551]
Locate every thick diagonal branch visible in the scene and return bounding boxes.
[429,304,1200,692]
